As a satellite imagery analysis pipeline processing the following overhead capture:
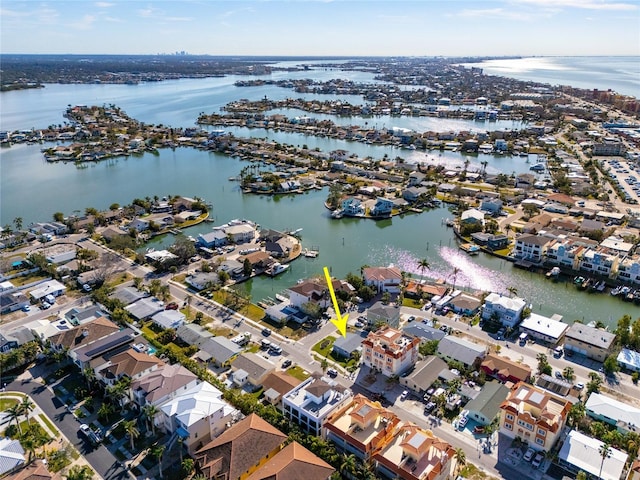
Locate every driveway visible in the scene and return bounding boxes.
[7,369,130,480]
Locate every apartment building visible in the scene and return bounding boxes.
[361,327,420,377]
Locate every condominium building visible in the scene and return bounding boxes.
[362,327,420,377]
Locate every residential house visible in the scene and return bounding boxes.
[402,187,429,203]
[535,374,574,398]
[124,298,164,321]
[324,394,402,461]
[437,336,486,369]
[373,424,455,480]
[185,272,219,291]
[362,327,420,377]
[579,247,620,278]
[557,430,627,480]
[4,459,62,480]
[480,354,532,384]
[513,234,550,262]
[447,293,482,316]
[341,198,365,217]
[95,349,163,388]
[616,255,640,285]
[265,237,294,258]
[0,292,29,314]
[0,438,25,476]
[261,371,302,407]
[363,266,403,294]
[464,381,510,426]
[460,208,485,226]
[481,293,526,328]
[196,337,242,368]
[332,332,365,359]
[244,441,335,480]
[499,382,572,452]
[519,313,568,345]
[282,375,353,436]
[218,259,245,278]
[111,287,147,306]
[64,305,107,325]
[402,324,446,344]
[197,231,227,248]
[399,356,448,394]
[151,310,186,330]
[160,381,238,454]
[617,348,640,372]
[230,353,276,389]
[564,323,616,362]
[287,278,352,309]
[370,197,394,217]
[0,327,36,353]
[480,198,503,215]
[28,280,66,302]
[68,327,138,370]
[128,218,149,232]
[225,224,255,243]
[408,172,426,186]
[130,363,199,410]
[176,323,214,348]
[47,316,120,354]
[585,392,640,435]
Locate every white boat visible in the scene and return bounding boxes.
[267,263,289,276]
[303,249,319,258]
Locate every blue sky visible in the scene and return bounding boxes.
[1,0,639,56]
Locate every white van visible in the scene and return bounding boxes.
[518,332,528,345]
[260,339,272,350]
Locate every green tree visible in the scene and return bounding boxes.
[587,371,603,394]
[20,397,35,426]
[142,404,160,436]
[66,465,94,480]
[576,471,587,480]
[418,259,430,279]
[603,355,620,376]
[568,402,586,427]
[616,315,632,347]
[563,366,575,383]
[6,404,23,435]
[150,444,166,479]
[419,340,439,356]
[122,420,140,451]
[454,447,466,476]
[598,443,612,480]
[53,212,64,222]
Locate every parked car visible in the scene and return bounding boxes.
[165,302,179,310]
[532,453,544,469]
[458,416,468,429]
[22,305,31,312]
[262,327,272,336]
[555,371,563,379]
[354,321,364,328]
[424,402,436,415]
[326,368,338,378]
[82,284,92,292]
[407,316,415,323]
[523,448,535,462]
[281,359,292,369]
[575,382,585,390]
[400,390,409,400]
[79,424,100,445]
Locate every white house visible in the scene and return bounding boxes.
[151,310,187,330]
[481,293,526,328]
[224,224,255,243]
[159,381,239,454]
[28,279,66,301]
[519,313,568,345]
[362,266,403,293]
[586,392,640,434]
[557,430,627,480]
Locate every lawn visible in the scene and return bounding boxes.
[209,325,236,338]
[11,273,49,287]
[286,366,310,381]
[39,414,58,436]
[0,398,20,410]
[312,336,337,358]
[459,462,499,480]
[402,298,423,308]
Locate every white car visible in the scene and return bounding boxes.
[523,447,535,462]
[532,453,544,469]
[400,390,409,401]
[458,416,468,429]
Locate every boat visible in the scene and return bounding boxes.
[580,278,592,290]
[266,262,289,276]
[573,276,585,286]
[611,286,622,296]
[302,249,319,258]
[546,267,560,278]
[596,281,607,293]
[445,218,454,227]
[331,209,344,219]
[459,243,480,255]
[529,163,546,172]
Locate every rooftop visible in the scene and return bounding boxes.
[558,430,627,480]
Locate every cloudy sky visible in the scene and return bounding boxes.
[1,0,639,56]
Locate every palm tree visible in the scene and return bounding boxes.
[83,366,96,390]
[450,267,460,290]
[454,447,466,476]
[13,217,23,232]
[142,404,160,436]
[340,454,358,479]
[123,420,140,451]
[563,366,575,383]
[599,443,612,480]
[66,465,94,480]
[507,286,518,298]
[7,404,23,434]
[569,402,586,427]
[150,444,166,479]
[418,259,430,279]
[20,397,35,426]
[185,294,193,315]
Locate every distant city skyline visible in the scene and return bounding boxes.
[1,0,639,57]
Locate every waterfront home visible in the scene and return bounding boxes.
[367,302,401,328]
[464,381,510,426]
[481,293,526,328]
[261,371,302,407]
[130,363,199,410]
[402,323,446,344]
[218,259,244,278]
[372,423,455,480]
[287,278,329,309]
[282,376,352,437]
[196,337,242,368]
[616,254,640,285]
[499,382,571,452]
[585,392,640,434]
[578,246,619,278]
[480,353,532,384]
[363,266,403,293]
[446,293,482,316]
[160,381,238,454]
[617,348,640,373]
[265,236,294,258]
[362,326,420,377]
[545,237,593,270]
[557,431,627,480]
[225,223,256,243]
[370,197,394,217]
[436,336,486,369]
[402,186,428,203]
[519,313,569,346]
[341,197,365,216]
[324,394,402,462]
[480,198,503,215]
[399,356,448,394]
[151,310,186,330]
[460,208,485,226]
[230,353,276,389]
[197,230,227,248]
[128,218,149,232]
[513,234,551,262]
[564,323,616,362]
[404,280,448,299]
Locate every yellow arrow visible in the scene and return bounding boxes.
[323,266,348,337]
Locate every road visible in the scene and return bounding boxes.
[7,376,130,480]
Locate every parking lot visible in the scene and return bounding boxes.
[602,158,640,204]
